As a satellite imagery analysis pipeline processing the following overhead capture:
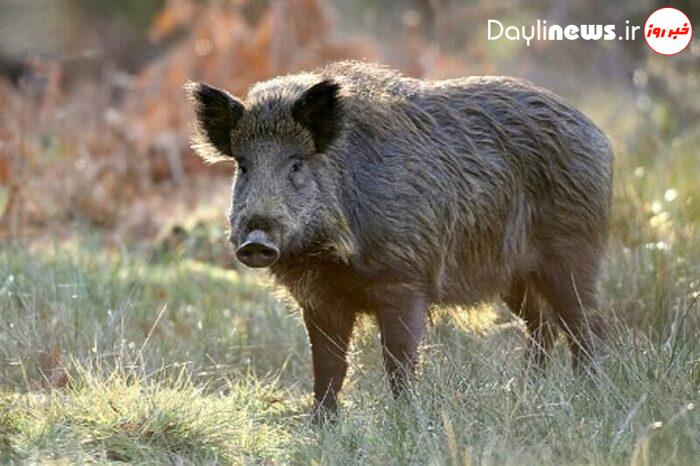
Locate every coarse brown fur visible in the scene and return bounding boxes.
[187,61,613,421]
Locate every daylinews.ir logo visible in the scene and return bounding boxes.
[487,20,640,46]
[487,7,692,55]
[644,7,692,55]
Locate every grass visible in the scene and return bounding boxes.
[0,238,697,464]
[1,90,699,464]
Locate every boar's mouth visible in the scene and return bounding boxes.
[235,230,280,268]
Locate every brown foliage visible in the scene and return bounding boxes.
[0,0,380,240]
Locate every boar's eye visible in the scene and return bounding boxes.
[238,164,248,175]
[291,161,302,173]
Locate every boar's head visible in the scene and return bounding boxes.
[186,79,351,268]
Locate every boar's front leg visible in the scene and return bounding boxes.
[303,307,357,423]
[376,293,427,397]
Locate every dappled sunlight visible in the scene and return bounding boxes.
[0,369,299,463]
[434,304,506,336]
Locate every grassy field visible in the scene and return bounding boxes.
[1,92,699,464]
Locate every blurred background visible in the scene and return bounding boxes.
[0,0,697,245]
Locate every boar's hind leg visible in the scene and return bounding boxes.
[534,254,604,373]
[376,294,427,398]
[304,307,357,423]
[504,277,556,368]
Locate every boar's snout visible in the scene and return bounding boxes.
[235,230,280,268]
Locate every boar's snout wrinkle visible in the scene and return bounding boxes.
[187,61,614,422]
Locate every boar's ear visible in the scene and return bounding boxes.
[185,81,245,162]
[291,80,343,154]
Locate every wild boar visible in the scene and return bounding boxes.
[186,61,613,421]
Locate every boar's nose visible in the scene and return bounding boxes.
[235,230,280,268]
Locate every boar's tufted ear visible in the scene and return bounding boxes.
[291,80,343,154]
[185,81,245,162]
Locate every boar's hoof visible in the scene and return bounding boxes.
[310,404,339,427]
